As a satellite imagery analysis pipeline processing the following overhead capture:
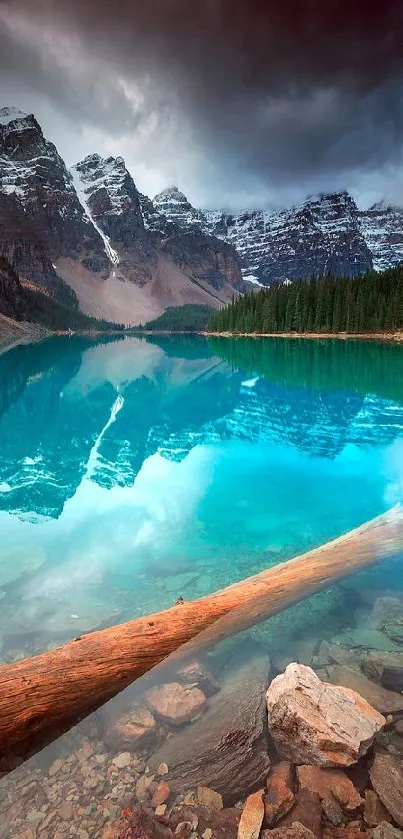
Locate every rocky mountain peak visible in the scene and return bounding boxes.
[153,185,206,228]
[70,153,145,265]
[0,106,33,127]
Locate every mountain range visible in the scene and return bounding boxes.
[1,105,403,326]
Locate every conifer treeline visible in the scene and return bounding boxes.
[208,266,403,334]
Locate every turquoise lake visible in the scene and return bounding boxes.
[1,334,403,662]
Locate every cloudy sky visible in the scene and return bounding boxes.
[1,0,403,210]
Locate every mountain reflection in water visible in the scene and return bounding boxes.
[0,335,402,660]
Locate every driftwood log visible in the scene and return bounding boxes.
[0,504,402,758]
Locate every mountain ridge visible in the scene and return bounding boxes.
[2,105,403,327]
[0,107,244,325]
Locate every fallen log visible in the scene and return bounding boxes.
[0,505,402,758]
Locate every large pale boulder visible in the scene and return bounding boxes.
[266,663,385,767]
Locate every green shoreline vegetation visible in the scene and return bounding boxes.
[208,266,403,334]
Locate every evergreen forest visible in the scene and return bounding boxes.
[208,267,403,334]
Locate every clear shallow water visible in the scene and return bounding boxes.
[1,335,403,660]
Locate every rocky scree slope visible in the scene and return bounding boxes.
[0,108,244,324]
[153,186,403,286]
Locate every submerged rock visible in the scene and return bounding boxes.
[176,659,220,697]
[266,663,385,767]
[369,824,403,839]
[238,789,265,839]
[264,761,295,827]
[361,651,403,693]
[296,766,363,811]
[149,657,271,802]
[262,824,316,839]
[382,618,403,646]
[325,665,403,714]
[104,704,158,751]
[364,791,391,827]
[145,682,207,726]
[370,752,403,827]
[371,597,403,630]
[277,790,322,837]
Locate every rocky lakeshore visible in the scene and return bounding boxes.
[1,584,403,839]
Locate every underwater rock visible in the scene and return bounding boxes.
[237,789,265,839]
[331,629,403,653]
[369,824,403,839]
[145,682,207,726]
[361,651,403,693]
[325,665,403,714]
[149,656,271,802]
[264,761,295,827]
[382,618,403,646]
[364,791,391,827]
[370,752,403,827]
[277,790,322,837]
[322,797,345,826]
[152,781,171,807]
[103,704,158,751]
[177,659,220,697]
[117,804,172,838]
[262,824,316,839]
[197,785,223,812]
[313,641,362,671]
[296,766,363,811]
[322,826,367,839]
[371,597,403,630]
[266,663,385,767]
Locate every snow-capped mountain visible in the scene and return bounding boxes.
[2,104,403,326]
[0,107,244,322]
[359,202,403,272]
[0,107,108,275]
[149,185,403,286]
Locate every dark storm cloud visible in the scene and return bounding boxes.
[1,0,403,207]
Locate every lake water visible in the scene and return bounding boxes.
[1,334,403,661]
[1,335,403,835]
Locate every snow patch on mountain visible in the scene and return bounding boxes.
[70,162,119,266]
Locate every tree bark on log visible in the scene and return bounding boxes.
[0,505,402,757]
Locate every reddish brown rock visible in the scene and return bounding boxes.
[117,805,172,838]
[265,761,295,827]
[322,826,367,839]
[209,808,240,838]
[364,791,391,827]
[278,790,322,838]
[262,822,316,839]
[145,682,207,725]
[104,704,157,750]
[370,752,403,827]
[325,666,403,715]
[152,782,171,807]
[297,766,363,812]
[266,664,385,767]
[238,789,265,839]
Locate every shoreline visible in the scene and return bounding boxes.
[204,330,403,342]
